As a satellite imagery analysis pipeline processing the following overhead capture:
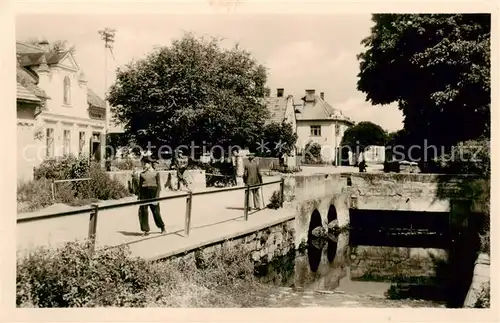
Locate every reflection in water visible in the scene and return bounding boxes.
[256,228,448,307]
[254,204,484,308]
[307,237,324,272]
[327,239,337,263]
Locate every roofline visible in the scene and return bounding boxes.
[296,118,354,124]
[17,97,41,104]
[16,41,44,51]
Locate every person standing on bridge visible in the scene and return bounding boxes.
[173,149,190,191]
[137,156,166,236]
[243,153,263,210]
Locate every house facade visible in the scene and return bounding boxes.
[363,145,386,165]
[294,89,354,164]
[264,88,298,167]
[16,41,106,182]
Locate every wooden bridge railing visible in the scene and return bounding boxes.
[17,179,285,253]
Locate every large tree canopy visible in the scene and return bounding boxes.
[357,14,490,151]
[341,121,387,151]
[108,33,269,156]
[256,122,298,158]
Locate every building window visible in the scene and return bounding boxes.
[63,76,71,105]
[335,124,340,136]
[46,128,54,158]
[63,130,71,156]
[310,125,321,137]
[79,132,86,156]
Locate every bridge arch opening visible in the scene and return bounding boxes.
[308,209,323,236]
[307,209,323,272]
[327,204,338,223]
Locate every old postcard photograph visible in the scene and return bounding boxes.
[1,0,497,322]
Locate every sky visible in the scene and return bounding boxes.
[16,13,404,132]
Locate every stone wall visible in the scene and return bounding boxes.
[163,218,296,266]
[343,173,489,213]
[107,169,207,191]
[349,246,448,280]
[463,253,490,307]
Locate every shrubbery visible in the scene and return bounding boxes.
[110,157,140,171]
[17,241,271,307]
[302,142,323,164]
[433,138,490,176]
[267,190,282,210]
[34,154,90,180]
[18,154,131,212]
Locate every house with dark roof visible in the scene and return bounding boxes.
[16,40,106,181]
[264,88,298,166]
[294,89,354,164]
[264,88,296,127]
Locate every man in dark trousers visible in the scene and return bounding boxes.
[243,153,263,210]
[137,156,166,236]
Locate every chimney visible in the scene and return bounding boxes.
[305,89,316,102]
[277,88,284,97]
[37,54,51,89]
[38,40,50,52]
[320,92,324,100]
[264,88,271,97]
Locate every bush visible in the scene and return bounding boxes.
[85,163,131,200]
[17,241,271,307]
[110,158,140,171]
[267,190,282,209]
[17,179,53,212]
[303,142,323,164]
[433,138,490,176]
[474,282,490,308]
[19,155,132,212]
[17,242,157,307]
[34,155,90,180]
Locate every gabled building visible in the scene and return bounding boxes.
[294,89,354,164]
[264,88,298,167]
[264,88,297,128]
[16,40,106,181]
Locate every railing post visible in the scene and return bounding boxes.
[244,185,249,221]
[88,204,99,254]
[185,191,193,236]
[51,179,56,201]
[280,178,285,208]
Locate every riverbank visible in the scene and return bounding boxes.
[17,241,274,307]
[463,253,490,308]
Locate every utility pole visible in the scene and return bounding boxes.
[98,27,116,168]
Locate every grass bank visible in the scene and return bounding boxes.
[17,241,273,307]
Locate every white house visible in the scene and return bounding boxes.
[294,89,354,164]
[16,40,106,181]
[363,145,386,165]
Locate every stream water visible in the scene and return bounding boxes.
[252,226,479,308]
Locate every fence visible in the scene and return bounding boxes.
[51,178,91,201]
[18,178,285,253]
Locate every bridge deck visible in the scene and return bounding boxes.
[17,178,293,260]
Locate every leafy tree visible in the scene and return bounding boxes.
[108,33,269,158]
[303,142,322,164]
[341,121,387,163]
[256,122,297,158]
[357,14,490,154]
